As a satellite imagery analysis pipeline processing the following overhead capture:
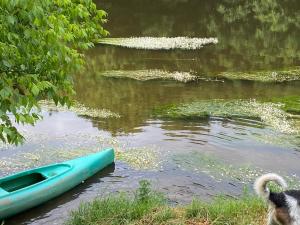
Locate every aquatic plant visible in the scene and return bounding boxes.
[65,180,266,225]
[0,134,162,176]
[173,151,300,189]
[98,70,198,82]
[268,96,300,114]
[39,100,120,119]
[98,37,218,50]
[218,68,300,82]
[116,146,161,170]
[154,99,298,134]
[173,152,263,184]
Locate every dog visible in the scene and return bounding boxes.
[254,173,300,225]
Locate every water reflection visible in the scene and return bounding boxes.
[93,0,299,72]
[2,0,300,224]
[74,76,300,134]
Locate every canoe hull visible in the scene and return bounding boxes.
[0,148,114,219]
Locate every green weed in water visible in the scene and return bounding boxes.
[97,70,198,82]
[173,151,300,189]
[218,67,300,82]
[154,99,298,134]
[39,100,120,119]
[268,96,300,114]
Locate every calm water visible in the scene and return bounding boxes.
[2,0,300,224]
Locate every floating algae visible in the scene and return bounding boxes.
[154,99,298,134]
[39,100,120,119]
[174,152,300,189]
[218,68,300,82]
[98,37,218,50]
[116,146,161,170]
[268,96,300,114]
[98,70,198,82]
[0,134,162,176]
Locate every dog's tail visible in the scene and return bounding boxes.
[254,173,287,199]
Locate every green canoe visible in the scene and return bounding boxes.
[0,148,114,219]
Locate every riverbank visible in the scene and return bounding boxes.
[65,181,266,225]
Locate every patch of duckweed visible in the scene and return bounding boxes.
[98,37,218,50]
[218,67,300,82]
[98,70,198,82]
[173,152,300,189]
[154,99,298,134]
[39,100,120,119]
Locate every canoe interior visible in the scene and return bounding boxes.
[0,164,71,194]
[0,173,46,192]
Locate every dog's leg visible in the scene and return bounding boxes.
[268,218,280,225]
[268,209,280,225]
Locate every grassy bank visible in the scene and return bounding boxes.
[66,181,266,225]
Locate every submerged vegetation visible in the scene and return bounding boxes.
[154,99,298,134]
[86,63,300,83]
[66,180,266,225]
[0,134,161,176]
[218,67,300,82]
[98,70,198,82]
[268,96,300,114]
[218,68,300,82]
[173,151,300,189]
[39,100,120,119]
[116,146,161,170]
[98,37,218,50]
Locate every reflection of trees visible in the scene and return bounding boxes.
[93,0,299,72]
[81,0,300,134]
[74,73,300,134]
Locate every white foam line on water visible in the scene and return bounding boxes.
[99,37,218,50]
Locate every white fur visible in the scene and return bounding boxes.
[286,195,300,225]
[254,173,288,199]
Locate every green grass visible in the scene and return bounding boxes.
[185,195,265,225]
[65,181,267,225]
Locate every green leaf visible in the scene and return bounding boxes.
[31,84,40,96]
[2,60,11,68]
[0,0,107,145]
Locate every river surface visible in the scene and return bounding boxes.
[1,0,300,224]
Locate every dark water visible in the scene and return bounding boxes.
[2,0,300,224]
